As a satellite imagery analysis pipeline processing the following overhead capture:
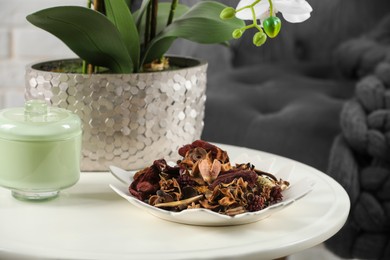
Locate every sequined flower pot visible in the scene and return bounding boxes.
[25,57,207,171]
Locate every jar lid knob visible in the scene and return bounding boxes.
[24,100,48,118]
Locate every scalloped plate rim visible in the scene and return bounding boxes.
[109,180,313,226]
[109,184,293,225]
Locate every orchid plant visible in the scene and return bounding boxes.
[27,0,312,74]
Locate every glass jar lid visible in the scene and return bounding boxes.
[0,100,82,141]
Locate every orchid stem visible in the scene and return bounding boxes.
[236,0,266,32]
[267,0,274,16]
[150,0,158,39]
[82,0,94,74]
[144,1,152,50]
[81,0,102,74]
[236,0,261,13]
[167,0,178,26]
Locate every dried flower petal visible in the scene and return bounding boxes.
[182,186,199,199]
[218,188,236,207]
[210,169,258,189]
[149,190,174,206]
[178,140,230,164]
[198,156,222,184]
[129,164,161,201]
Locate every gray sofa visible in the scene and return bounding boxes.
[170,0,390,259]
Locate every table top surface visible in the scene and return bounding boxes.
[0,143,350,260]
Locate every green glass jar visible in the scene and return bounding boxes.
[0,100,82,200]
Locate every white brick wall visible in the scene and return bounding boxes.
[0,0,85,109]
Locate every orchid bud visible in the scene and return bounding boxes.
[220,7,236,20]
[263,16,282,38]
[232,28,244,39]
[253,31,267,46]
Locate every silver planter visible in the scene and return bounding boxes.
[25,57,207,171]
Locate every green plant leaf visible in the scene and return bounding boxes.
[26,6,133,73]
[164,1,245,43]
[135,3,189,43]
[142,1,245,65]
[105,0,140,71]
[123,0,131,8]
[134,0,151,27]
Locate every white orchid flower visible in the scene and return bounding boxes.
[236,0,313,23]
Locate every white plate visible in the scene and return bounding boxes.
[109,154,315,226]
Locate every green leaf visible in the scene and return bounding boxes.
[26,6,132,73]
[135,2,189,43]
[165,1,245,43]
[142,1,245,65]
[144,36,177,63]
[134,0,151,27]
[105,0,140,71]
[123,0,131,8]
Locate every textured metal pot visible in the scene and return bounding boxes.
[25,57,207,171]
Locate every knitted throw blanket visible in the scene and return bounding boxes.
[325,16,390,260]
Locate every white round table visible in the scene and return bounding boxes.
[0,143,350,260]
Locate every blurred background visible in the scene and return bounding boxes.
[0,0,84,109]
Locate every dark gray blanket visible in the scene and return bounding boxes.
[325,15,390,259]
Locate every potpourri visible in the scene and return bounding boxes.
[129,140,290,216]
